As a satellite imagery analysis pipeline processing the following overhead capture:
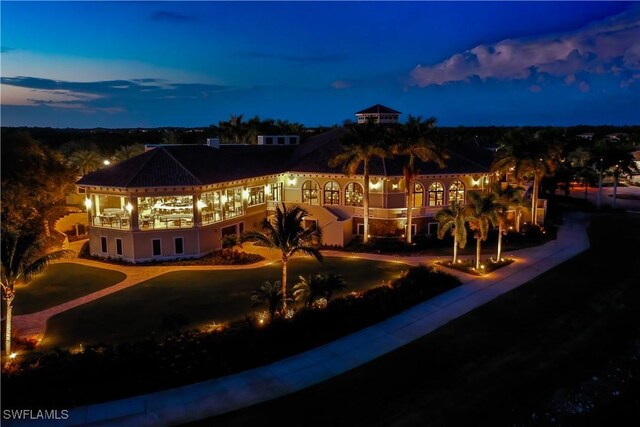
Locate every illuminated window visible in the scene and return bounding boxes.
[323,181,340,205]
[449,180,465,205]
[428,182,444,206]
[413,182,424,207]
[302,180,320,205]
[248,186,265,206]
[345,182,364,207]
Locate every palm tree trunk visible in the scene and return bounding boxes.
[406,175,413,244]
[4,296,14,356]
[531,177,538,225]
[497,222,503,261]
[612,172,618,209]
[476,237,481,270]
[516,210,522,233]
[281,260,288,315]
[452,234,458,264]
[363,158,370,244]
[597,167,603,209]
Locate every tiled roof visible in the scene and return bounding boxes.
[77,130,491,189]
[355,104,401,115]
[77,145,294,188]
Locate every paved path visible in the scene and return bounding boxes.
[11,246,280,339]
[8,213,591,427]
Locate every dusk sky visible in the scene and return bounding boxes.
[1,1,639,128]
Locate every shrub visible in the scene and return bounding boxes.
[2,264,460,409]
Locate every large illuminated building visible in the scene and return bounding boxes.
[77,106,498,262]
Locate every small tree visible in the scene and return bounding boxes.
[435,202,467,264]
[465,192,498,270]
[293,274,325,309]
[251,280,283,321]
[321,273,347,303]
[491,183,523,261]
[240,203,322,314]
[1,230,73,355]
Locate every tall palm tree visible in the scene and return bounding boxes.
[493,130,560,225]
[465,192,498,270]
[391,115,447,244]
[435,202,467,264]
[68,149,103,176]
[1,230,73,355]
[240,204,322,314]
[491,183,523,262]
[329,119,388,244]
[251,280,283,321]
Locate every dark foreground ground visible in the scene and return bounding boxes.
[187,212,640,427]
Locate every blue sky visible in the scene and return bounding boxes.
[1,1,639,128]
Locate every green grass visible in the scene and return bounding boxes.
[14,263,126,315]
[41,257,406,348]
[192,213,640,427]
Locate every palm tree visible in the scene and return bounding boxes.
[493,130,560,225]
[435,202,468,264]
[113,144,145,162]
[391,116,447,244]
[251,280,282,321]
[329,119,388,244]
[1,230,73,355]
[68,149,103,176]
[320,273,347,303]
[240,203,322,314]
[293,274,325,309]
[293,273,347,309]
[491,183,523,262]
[591,138,638,209]
[465,192,498,270]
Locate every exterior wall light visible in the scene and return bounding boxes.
[125,202,133,213]
[84,198,92,209]
[242,189,250,200]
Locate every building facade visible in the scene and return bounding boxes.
[77,106,495,262]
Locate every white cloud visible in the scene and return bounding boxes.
[411,8,640,87]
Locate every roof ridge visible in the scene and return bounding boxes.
[161,148,205,185]
[123,148,163,187]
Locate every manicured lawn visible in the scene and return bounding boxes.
[194,213,640,427]
[41,257,406,348]
[14,263,126,315]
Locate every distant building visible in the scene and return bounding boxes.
[577,133,595,140]
[355,104,401,124]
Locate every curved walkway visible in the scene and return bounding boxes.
[8,213,591,427]
[11,247,280,339]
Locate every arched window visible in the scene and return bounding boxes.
[345,182,364,207]
[449,180,465,205]
[302,180,319,205]
[413,182,424,207]
[323,181,340,205]
[428,182,444,206]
